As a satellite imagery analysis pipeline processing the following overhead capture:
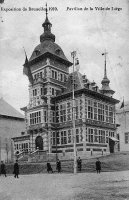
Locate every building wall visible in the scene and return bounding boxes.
[0,117,25,162]
[116,111,129,151]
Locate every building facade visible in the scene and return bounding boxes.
[12,11,119,160]
[116,105,129,152]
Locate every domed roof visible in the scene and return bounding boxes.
[29,40,69,62]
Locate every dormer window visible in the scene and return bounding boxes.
[35,50,40,56]
[55,49,61,55]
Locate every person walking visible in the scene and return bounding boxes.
[13,160,19,178]
[47,162,53,173]
[0,161,7,177]
[96,158,101,174]
[77,157,82,172]
[56,159,61,173]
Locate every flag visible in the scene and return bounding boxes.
[75,58,79,66]
[23,55,29,76]
[120,98,124,109]
[75,58,80,71]
[23,50,33,85]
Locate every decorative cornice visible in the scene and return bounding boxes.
[52,88,119,104]
[29,52,72,67]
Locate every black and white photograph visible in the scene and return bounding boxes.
[0,0,129,199]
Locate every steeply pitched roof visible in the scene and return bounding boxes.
[29,40,71,64]
[0,98,24,119]
[63,71,98,94]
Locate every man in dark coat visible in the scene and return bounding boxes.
[96,158,101,174]
[47,162,53,173]
[56,159,61,173]
[77,157,82,172]
[0,161,7,177]
[13,160,19,178]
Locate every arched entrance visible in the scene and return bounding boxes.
[35,136,43,150]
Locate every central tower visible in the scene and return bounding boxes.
[22,6,72,153]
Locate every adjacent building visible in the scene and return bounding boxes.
[116,104,129,152]
[0,98,25,162]
[12,10,119,160]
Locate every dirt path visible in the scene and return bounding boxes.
[0,171,129,200]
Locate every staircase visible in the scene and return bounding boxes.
[17,150,56,163]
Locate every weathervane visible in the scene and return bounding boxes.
[102,50,108,78]
[45,3,48,17]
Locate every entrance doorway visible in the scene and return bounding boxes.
[109,138,115,153]
[35,136,43,150]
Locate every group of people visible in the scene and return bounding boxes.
[47,158,99,174]
[1,157,101,176]
[47,157,101,174]
[47,159,61,173]
[0,160,19,178]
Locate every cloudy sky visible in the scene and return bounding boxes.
[0,0,129,113]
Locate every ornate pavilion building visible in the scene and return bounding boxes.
[12,10,119,160]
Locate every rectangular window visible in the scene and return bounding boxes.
[109,106,113,123]
[67,102,72,121]
[68,129,72,143]
[61,131,67,144]
[76,129,79,143]
[44,111,47,123]
[60,103,66,122]
[56,105,59,123]
[44,88,47,95]
[60,74,63,81]
[57,131,60,145]
[125,132,129,144]
[94,128,98,142]
[52,132,56,145]
[88,100,93,119]
[98,130,105,143]
[30,111,41,125]
[52,88,54,95]
[52,70,54,78]
[55,71,57,80]
[94,102,97,120]
[106,131,109,143]
[105,105,109,123]
[86,127,88,142]
[41,88,43,95]
[33,89,37,96]
[64,74,67,82]
[88,128,93,143]
[80,128,83,142]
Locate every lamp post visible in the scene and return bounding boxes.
[71,51,77,174]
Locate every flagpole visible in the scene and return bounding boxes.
[71,51,77,174]
[122,97,126,129]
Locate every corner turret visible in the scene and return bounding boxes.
[100,51,115,97]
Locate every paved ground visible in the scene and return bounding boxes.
[0,171,129,200]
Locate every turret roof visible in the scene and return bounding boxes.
[29,40,69,63]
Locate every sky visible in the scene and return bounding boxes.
[0,0,129,113]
